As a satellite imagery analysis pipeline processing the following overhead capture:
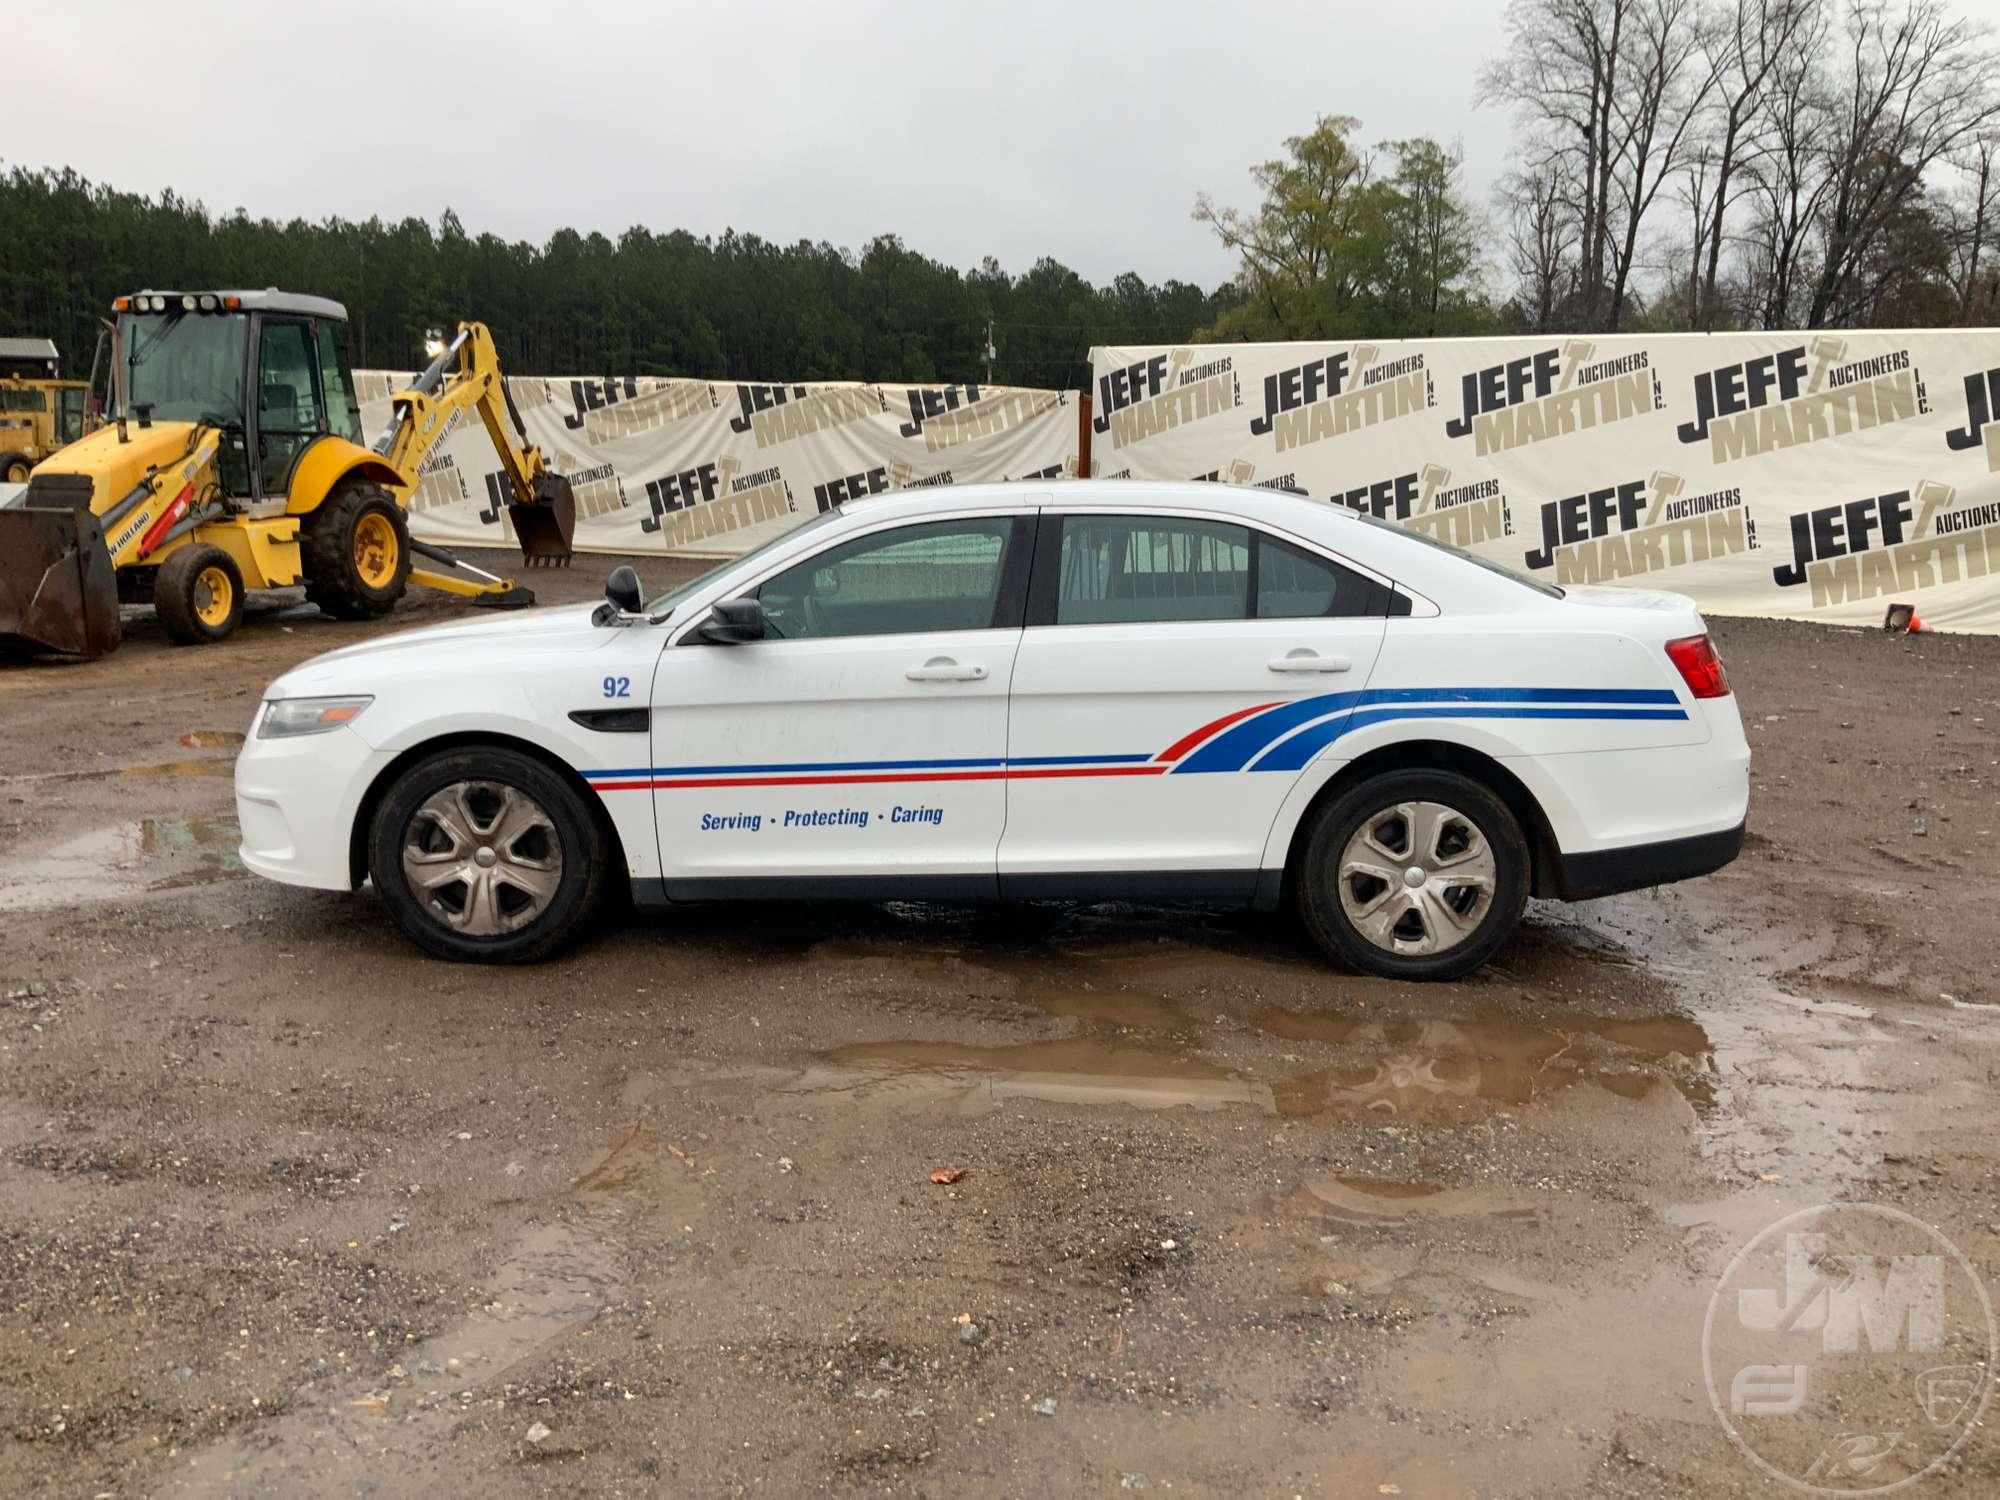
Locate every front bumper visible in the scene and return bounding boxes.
[234,717,391,890]
[1553,817,1747,900]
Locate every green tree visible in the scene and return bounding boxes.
[1191,117,1490,340]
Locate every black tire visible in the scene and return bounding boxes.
[303,479,410,620]
[0,453,30,484]
[1297,769,1530,981]
[154,543,244,645]
[369,746,608,963]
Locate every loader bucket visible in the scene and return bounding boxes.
[509,471,576,567]
[0,505,122,659]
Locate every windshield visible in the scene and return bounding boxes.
[121,311,248,425]
[1352,511,1565,599]
[644,508,842,615]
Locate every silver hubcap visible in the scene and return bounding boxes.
[1337,800,1497,957]
[401,781,562,936]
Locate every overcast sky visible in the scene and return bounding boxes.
[19,1,2000,295]
[11,0,1523,291]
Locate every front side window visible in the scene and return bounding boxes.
[757,517,1016,640]
[1057,517,1250,625]
[255,318,327,495]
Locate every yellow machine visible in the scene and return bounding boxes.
[0,336,94,481]
[0,291,574,658]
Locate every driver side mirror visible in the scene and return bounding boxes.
[604,565,643,614]
[699,596,765,645]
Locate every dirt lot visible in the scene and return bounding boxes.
[2,556,1998,1498]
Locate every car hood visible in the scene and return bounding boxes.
[269,603,621,695]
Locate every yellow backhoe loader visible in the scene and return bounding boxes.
[0,290,574,658]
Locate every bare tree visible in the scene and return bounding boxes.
[1806,0,2000,324]
[1946,133,2000,319]
[1484,0,1634,326]
[1693,0,1821,328]
[1604,0,1724,326]
[1486,0,1718,329]
[1500,162,1578,327]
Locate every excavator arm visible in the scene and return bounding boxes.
[374,321,576,570]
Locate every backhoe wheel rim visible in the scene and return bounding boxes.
[401,780,563,937]
[353,512,399,590]
[4,461,25,483]
[1336,799,1498,958]
[193,566,234,628]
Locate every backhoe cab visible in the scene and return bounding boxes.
[0,290,575,659]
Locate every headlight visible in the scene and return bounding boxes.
[258,695,374,738]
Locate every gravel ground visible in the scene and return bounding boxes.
[1,555,1997,1497]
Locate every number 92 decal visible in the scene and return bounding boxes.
[602,676,631,699]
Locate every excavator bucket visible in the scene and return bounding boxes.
[508,471,576,567]
[0,501,122,659]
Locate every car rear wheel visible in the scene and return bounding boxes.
[1297,769,1529,981]
[368,747,608,963]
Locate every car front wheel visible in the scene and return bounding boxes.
[368,747,608,963]
[1297,769,1529,981]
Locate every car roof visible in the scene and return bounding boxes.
[835,479,1354,528]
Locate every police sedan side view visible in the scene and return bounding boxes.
[233,481,1750,980]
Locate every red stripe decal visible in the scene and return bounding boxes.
[592,765,1170,792]
[1155,701,1283,763]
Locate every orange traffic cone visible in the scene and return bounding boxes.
[1909,612,1934,633]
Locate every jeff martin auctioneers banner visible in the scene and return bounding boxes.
[1089,332,2000,633]
[355,373,1080,559]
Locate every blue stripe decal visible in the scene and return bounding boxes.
[1246,704,1690,772]
[1177,686,1684,774]
[582,687,1688,783]
[1174,690,1369,774]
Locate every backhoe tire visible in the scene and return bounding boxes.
[303,480,410,621]
[155,544,245,646]
[0,453,30,484]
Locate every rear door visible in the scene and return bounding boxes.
[998,508,1388,893]
[649,509,1034,895]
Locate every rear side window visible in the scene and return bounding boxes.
[1057,517,1249,624]
[1257,534,1373,618]
[1052,515,1378,624]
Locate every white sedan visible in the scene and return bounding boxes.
[234,481,1749,979]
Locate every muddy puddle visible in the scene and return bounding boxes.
[0,815,242,911]
[794,935,1718,1120]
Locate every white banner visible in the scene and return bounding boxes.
[1088,332,2000,632]
[356,373,1080,558]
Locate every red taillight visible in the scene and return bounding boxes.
[1666,634,1730,699]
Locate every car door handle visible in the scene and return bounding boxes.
[1268,650,1352,673]
[906,657,988,682]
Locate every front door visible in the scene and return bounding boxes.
[649,512,1033,896]
[999,510,1387,893]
